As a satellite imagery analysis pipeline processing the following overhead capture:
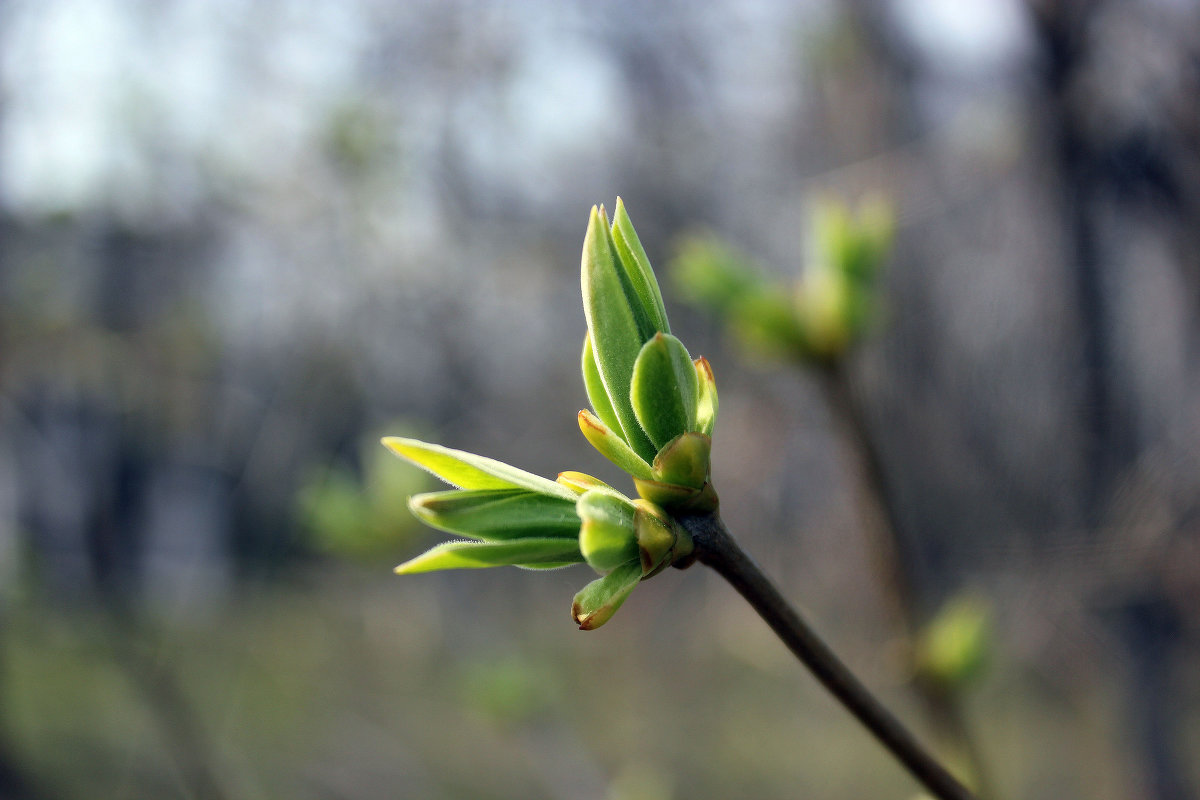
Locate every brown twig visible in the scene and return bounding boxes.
[680,511,977,800]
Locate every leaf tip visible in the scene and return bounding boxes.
[381,436,424,465]
[578,408,604,435]
[572,602,601,631]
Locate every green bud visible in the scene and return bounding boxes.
[652,432,711,489]
[812,194,893,284]
[633,500,693,578]
[672,196,892,366]
[633,477,718,515]
[576,489,640,573]
[580,200,718,488]
[388,199,725,631]
[572,560,642,630]
[581,204,660,463]
[630,332,700,451]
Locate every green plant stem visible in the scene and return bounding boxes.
[817,360,993,798]
[680,511,977,800]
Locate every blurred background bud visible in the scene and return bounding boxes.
[914,594,992,689]
[672,196,893,364]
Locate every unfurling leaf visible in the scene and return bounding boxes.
[382,437,576,501]
[408,489,580,541]
[395,538,584,574]
[579,200,718,504]
[611,197,670,335]
[581,205,658,462]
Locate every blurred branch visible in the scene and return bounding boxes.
[817,360,995,798]
[0,743,58,800]
[1028,0,1131,526]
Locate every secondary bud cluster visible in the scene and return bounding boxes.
[673,196,892,364]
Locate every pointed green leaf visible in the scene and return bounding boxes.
[556,471,615,495]
[630,333,699,450]
[408,489,580,541]
[581,205,658,462]
[395,538,583,574]
[382,437,576,501]
[693,356,718,436]
[572,560,643,630]
[611,197,670,334]
[581,334,623,437]
[577,410,654,480]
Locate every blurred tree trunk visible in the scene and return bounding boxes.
[1030,2,1195,798]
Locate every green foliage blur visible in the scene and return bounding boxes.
[296,425,431,562]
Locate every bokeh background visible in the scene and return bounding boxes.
[2,0,1199,798]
